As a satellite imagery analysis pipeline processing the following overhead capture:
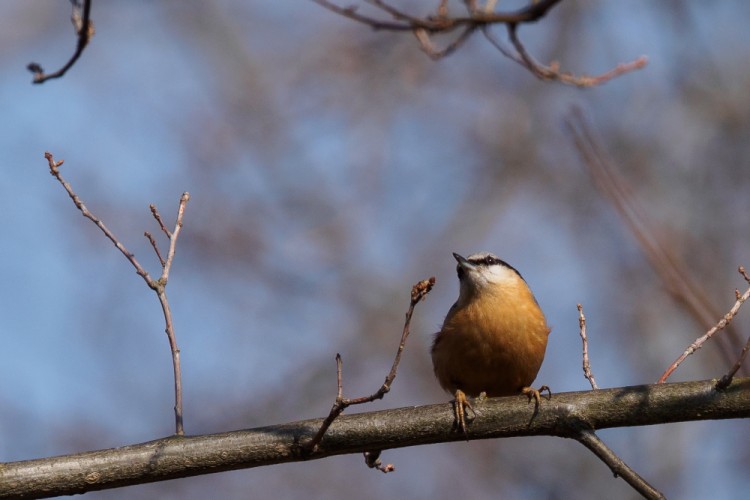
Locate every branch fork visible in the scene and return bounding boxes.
[46,152,190,435]
[304,277,435,468]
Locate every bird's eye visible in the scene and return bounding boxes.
[485,256,497,265]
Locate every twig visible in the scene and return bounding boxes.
[577,304,598,389]
[413,25,476,60]
[150,204,172,238]
[46,153,152,283]
[305,277,436,454]
[28,0,94,84]
[574,428,664,499]
[659,266,750,384]
[153,193,191,435]
[364,450,395,473]
[313,0,643,85]
[45,152,190,435]
[144,232,166,267]
[718,333,750,390]
[311,0,564,32]
[481,24,647,87]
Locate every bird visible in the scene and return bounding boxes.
[431,252,551,433]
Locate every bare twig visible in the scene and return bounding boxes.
[413,25,476,60]
[28,0,94,84]
[45,152,190,435]
[481,24,647,87]
[313,0,643,85]
[305,277,436,454]
[311,0,563,32]
[577,304,599,389]
[575,428,664,499]
[150,204,172,238]
[153,193,191,435]
[660,266,750,384]
[46,153,152,283]
[718,332,750,389]
[144,232,166,267]
[364,450,395,473]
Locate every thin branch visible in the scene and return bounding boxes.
[575,428,664,499]
[28,0,94,84]
[3,378,748,498]
[45,152,190,436]
[144,232,166,267]
[577,304,599,389]
[153,193,190,435]
[305,277,436,453]
[313,0,643,85]
[150,204,172,238]
[364,450,395,473]
[311,0,564,32]
[46,152,152,284]
[158,193,190,285]
[481,24,647,87]
[659,266,750,384]
[413,25,476,60]
[718,332,750,389]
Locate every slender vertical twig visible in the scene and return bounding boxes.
[305,277,435,454]
[577,304,599,389]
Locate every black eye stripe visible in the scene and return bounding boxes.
[466,254,526,282]
[469,256,500,266]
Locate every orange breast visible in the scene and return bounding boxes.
[431,285,550,397]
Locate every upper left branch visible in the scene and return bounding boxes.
[28,0,94,84]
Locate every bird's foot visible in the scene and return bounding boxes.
[452,389,476,436]
[522,385,552,407]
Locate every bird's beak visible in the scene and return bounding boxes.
[453,252,474,270]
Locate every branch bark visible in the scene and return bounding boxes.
[2,378,748,498]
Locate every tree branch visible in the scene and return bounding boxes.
[311,0,563,32]
[45,152,190,435]
[306,277,434,466]
[574,429,664,499]
[313,0,645,85]
[28,0,94,84]
[660,265,750,384]
[2,378,748,498]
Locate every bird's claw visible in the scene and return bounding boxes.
[522,385,552,406]
[453,389,476,436]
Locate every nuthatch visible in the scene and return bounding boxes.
[431,252,551,433]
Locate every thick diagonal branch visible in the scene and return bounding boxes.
[2,378,748,498]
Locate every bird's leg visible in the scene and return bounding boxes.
[521,385,552,406]
[452,389,476,435]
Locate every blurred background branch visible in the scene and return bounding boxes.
[313,0,646,85]
[27,0,93,83]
